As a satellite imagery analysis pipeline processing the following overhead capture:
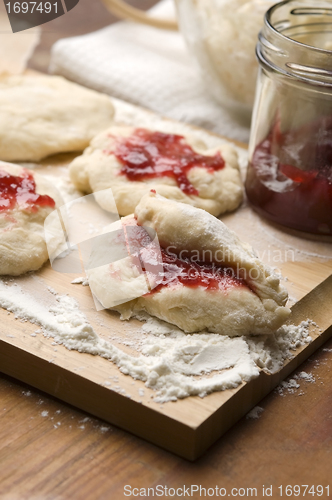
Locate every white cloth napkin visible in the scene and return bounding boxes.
[50,0,250,143]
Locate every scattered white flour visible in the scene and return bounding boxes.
[276,378,300,396]
[295,371,316,383]
[99,425,111,433]
[246,320,313,374]
[41,411,49,417]
[0,279,317,403]
[246,406,264,420]
[71,277,89,286]
[276,370,316,396]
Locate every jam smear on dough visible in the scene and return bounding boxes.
[110,128,225,196]
[123,220,246,293]
[152,248,247,293]
[0,169,55,212]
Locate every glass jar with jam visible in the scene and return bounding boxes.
[245,0,332,237]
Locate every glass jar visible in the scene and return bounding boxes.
[245,0,332,237]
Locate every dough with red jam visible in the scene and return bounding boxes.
[69,126,243,217]
[0,74,114,162]
[87,192,290,336]
[0,161,63,276]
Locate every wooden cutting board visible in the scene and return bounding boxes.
[0,100,332,461]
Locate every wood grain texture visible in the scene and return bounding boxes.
[1,338,332,499]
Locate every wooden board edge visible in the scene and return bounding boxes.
[0,340,198,460]
[192,324,332,460]
[191,274,332,459]
[1,275,331,461]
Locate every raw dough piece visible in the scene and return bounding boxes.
[0,161,63,275]
[69,126,243,217]
[88,192,290,336]
[0,74,114,162]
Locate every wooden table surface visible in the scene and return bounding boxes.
[1,1,332,498]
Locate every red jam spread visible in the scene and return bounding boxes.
[0,169,55,212]
[245,118,332,235]
[110,128,225,196]
[123,220,246,293]
[151,248,246,293]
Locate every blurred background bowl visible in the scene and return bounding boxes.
[175,0,276,123]
[102,0,276,123]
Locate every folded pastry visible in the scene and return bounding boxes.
[0,74,114,162]
[88,192,290,336]
[69,126,243,217]
[0,161,62,275]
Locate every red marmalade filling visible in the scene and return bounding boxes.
[245,117,332,235]
[109,128,225,196]
[151,248,246,293]
[123,222,246,293]
[0,169,55,212]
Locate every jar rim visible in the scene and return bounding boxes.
[265,0,332,56]
[258,0,332,87]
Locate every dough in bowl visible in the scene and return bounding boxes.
[88,192,290,336]
[0,161,63,275]
[0,74,114,162]
[69,126,243,217]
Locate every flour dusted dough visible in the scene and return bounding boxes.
[88,192,290,336]
[69,125,243,217]
[0,74,114,162]
[0,161,63,275]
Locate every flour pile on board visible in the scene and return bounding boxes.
[0,280,315,403]
[246,320,313,374]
